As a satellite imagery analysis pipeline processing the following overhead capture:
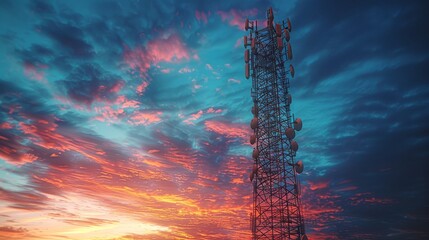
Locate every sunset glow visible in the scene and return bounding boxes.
[1,0,428,239]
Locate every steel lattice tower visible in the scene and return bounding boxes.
[244,7,307,240]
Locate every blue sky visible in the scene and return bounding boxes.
[0,0,428,239]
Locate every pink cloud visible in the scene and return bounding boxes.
[206,107,222,114]
[184,110,204,125]
[123,34,196,95]
[92,95,140,123]
[183,108,223,125]
[124,34,196,96]
[109,80,124,93]
[23,62,47,82]
[93,105,124,123]
[123,47,150,74]
[115,95,140,109]
[129,111,162,126]
[308,180,330,191]
[146,34,190,63]
[204,120,249,141]
[217,8,258,29]
[89,80,126,104]
[136,81,149,95]
[0,122,13,129]
[195,10,209,24]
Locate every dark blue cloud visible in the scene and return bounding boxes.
[29,0,54,16]
[287,0,429,238]
[38,19,94,59]
[59,63,123,105]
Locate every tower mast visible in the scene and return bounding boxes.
[245,7,307,240]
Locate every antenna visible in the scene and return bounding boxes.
[252,148,259,159]
[245,49,250,63]
[287,18,292,32]
[284,29,291,42]
[250,117,258,129]
[294,118,303,131]
[243,36,249,48]
[244,7,308,239]
[290,64,295,78]
[245,63,250,79]
[287,42,293,60]
[286,127,296,140]
[291,140,299,152]
[295,160,304,174]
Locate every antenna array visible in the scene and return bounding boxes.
[244,7,308,240]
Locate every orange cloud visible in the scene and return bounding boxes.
[308,180,330,191]
[0,226,29,239]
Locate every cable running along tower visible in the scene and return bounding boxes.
[244,7,307,240]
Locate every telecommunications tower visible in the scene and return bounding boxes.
[244,7,307,240]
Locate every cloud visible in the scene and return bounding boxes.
[38,19,94,59]
[0,226,30,239]
[217,8,258,29]
[183,110,203,125]
[124,34,193,76]
[60,63,124,106]
[128,111,162,126]
[195,10,209,24]
[178,67,195,74]
[63,218,118,226]
[29,0,54,15]
[23,62,47,81]
[0,187,48,210]
[205,63,213,70]
[204,120,249,142]
[0,129,40,166]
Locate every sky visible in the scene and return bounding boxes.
[0,0,428,239]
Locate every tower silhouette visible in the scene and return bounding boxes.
[245,7,307,240]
